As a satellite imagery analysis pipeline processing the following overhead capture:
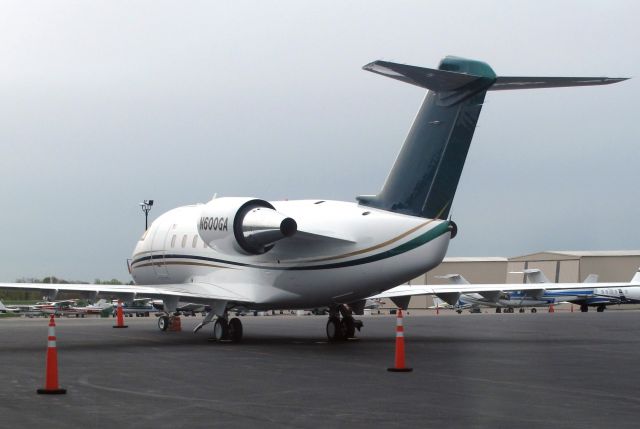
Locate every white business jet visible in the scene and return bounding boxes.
[0,57,626,342]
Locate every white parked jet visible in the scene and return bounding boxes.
[0,57,627,342]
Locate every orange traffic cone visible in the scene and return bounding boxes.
[37,315,66,394]
[387,309,413,372]
[548,304,555,313]
[113,300,128,328]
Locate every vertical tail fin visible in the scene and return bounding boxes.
[357,56,627,219]
[631,267,640,284]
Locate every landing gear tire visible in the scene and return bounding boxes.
[496,308,502,313]
[158,315,169,331]
[597,305,606,313]
[580,304,589,313]
[456,309,462,314]
[519,308,525,313]
[213,319,229,341]
[326,317,344,342]
[531,308,537,313]
[228,317,243,342]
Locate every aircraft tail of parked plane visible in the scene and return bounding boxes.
[0,57,628,342]
[357,58,626,220]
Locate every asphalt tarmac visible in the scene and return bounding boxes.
[1,311,639,428]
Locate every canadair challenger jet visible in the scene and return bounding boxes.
[0,57,626,342]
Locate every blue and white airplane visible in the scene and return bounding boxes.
[516,268,640,313]
[431,270,599,313]
[0,56,627,342]
[375,268,640,314]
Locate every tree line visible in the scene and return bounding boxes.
[0,277,133,301]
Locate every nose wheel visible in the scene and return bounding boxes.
[158,315,169,331]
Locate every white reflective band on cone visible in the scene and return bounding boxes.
[47,341,57,348]
[396,332,404,337]
[48,327,55,336]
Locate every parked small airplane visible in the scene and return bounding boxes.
[0,300,20,314]
[111,298,157,317]
[0,56,627,341]
[0,300,45,317]
[82,299,114,315]
[36,300,91,317]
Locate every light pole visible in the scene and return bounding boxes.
[139,200,153,231]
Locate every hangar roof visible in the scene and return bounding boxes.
[509,250,640,262]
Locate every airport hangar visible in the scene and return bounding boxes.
[389,250,640,310]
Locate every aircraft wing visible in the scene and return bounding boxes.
[0,282,252,305]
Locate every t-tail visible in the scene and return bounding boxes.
[357,56,627,219]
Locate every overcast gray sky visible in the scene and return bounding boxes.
[1,1,638,282]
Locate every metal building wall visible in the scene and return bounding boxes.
[579,256,640,282]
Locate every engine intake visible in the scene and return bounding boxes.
[198,197,297,255]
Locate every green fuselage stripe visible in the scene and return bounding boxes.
[132,221,450,271]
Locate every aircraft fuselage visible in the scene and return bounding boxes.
[130,199,452,309]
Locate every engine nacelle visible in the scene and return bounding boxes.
[197,197,297,255]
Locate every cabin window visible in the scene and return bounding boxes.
[181,234,187,248]
[192,235,198,248]
[171,235,176,248]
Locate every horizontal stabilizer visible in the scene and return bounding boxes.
[491,76,628,90]
[362,60,486,92]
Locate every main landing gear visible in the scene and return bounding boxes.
[580,304,589,313]
[212,315,243,342]
[326,304,363,342]
[158,307,244,343]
